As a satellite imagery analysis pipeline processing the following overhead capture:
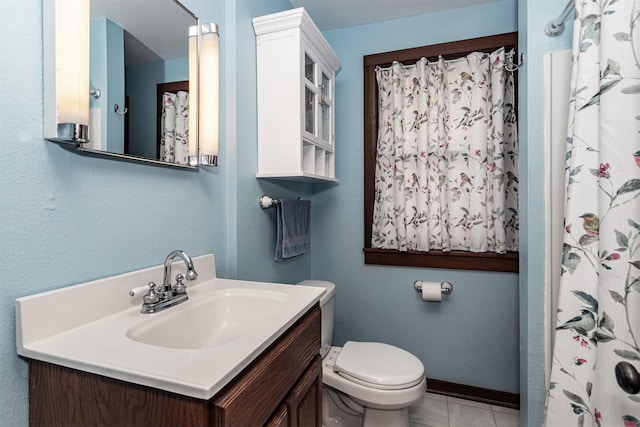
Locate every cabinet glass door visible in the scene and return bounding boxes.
[320,72,332,146]
[304,55,316,136]
[305,87,315,135]
[304,54,314,82]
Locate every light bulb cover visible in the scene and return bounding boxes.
[54,0,90,142]
[199,23,219,166]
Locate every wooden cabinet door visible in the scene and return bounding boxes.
[285,356,322,427]
[212,307,320,426]
[265,405,289,427]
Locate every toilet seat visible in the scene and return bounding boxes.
[323,346,426,410]
[333,341,424,390]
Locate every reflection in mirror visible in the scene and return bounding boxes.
[88,0,196,165]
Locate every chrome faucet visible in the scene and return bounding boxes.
[137,250,198,314]
[162,250,198,293]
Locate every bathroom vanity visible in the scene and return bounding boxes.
[17,254,323,426]
[28,306,321,426]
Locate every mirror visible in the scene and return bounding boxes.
[43,0,200,169]
[86,0,197,167]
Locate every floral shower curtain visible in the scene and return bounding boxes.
[371,47,518,253]
[160,91,189,164]
[546,0,640,425]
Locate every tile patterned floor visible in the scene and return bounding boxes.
[408,392,520,427]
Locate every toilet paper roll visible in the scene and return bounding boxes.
[420,281,442,302]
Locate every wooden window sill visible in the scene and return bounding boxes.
[363,248,519,272]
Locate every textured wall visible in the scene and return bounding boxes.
[313,0,521,394]
[232,0,313,284]
[0,0,307,425]
[0,0,576,425]
[0,1,227,425]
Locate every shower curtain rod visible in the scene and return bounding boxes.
[545,0,575,36]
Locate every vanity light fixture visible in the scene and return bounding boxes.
[198,23,220,167]
[44,0,90,144]
[187,22,219,167]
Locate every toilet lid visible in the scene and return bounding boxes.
[333,341,424,390]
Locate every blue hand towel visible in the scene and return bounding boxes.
[276,199,311,261]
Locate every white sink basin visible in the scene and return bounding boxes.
[16,254,323,399]
[126,289,289,349]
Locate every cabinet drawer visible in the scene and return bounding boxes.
[212,305,321,426]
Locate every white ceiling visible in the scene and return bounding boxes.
[289,0,502,30]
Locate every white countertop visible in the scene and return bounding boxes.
[16,254,323,399]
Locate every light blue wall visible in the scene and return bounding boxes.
[90,18,126,152]
[0,0,227,425]
[105,19,125,152]
[126,60,165,157]
[315,0,520,395]
[315,4,573,424]
[126,56,190,158]
[232,0,313,283]
[90,18,108,148]
[0,0,575,425]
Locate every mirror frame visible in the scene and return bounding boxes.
[44,0,201,170]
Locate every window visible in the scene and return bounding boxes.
[363,33,519,272]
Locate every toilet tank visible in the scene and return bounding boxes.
[297,280,335,358]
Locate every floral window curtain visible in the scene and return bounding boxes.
[545,0,640,425]
[160,90,189,164]
[371,47,518,253]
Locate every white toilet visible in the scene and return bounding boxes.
[298,280,426,427]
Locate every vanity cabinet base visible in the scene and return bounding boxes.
[28,305,321,427]
[29,360,210,426]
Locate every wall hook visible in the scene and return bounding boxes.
[505,51,524,72]
[114,104,128,115]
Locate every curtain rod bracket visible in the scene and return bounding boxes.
[545,20,566,37]
[545,0,575,37]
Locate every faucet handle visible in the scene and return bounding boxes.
[129,282,153,297]
[174,274,187,295]
[143,282,160,304]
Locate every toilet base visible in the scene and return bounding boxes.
[322,386,412,427]
[322,387,363,427]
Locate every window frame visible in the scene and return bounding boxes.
[363,32,519,273]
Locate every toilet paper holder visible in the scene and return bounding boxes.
[413,280,453,294]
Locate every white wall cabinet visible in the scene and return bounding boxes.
[253,8,341,182]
